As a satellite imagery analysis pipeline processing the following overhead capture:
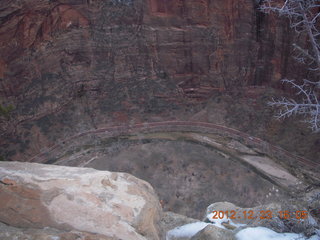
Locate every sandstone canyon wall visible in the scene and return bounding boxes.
[0,0,318,161]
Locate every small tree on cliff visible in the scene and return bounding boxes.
[260,0,320,132]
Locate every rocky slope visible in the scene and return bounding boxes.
[0,162,319,240]
[1,0,319,163]
[27,123,319,219]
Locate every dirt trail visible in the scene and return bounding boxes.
[28,121,319,168]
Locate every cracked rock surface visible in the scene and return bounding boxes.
[0,162,161,240]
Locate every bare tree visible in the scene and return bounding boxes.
[260,0,320,132]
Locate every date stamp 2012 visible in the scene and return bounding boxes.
[211,210,309,220]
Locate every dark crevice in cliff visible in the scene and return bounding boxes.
[280,19,292,81]
[254,1,265,43]
[0,9,21,25]
[252,2,275,86]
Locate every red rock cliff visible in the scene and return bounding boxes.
[0,0,312,161]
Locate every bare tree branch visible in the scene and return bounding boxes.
[261,0,320,132]
[268,80,320,132]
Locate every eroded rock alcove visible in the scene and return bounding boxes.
[33,125,315,220]
[73,139,287,219]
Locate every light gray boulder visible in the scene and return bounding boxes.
[0,162,161,240]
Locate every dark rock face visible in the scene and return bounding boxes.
[82,140,287,219]
[0,0,317,161]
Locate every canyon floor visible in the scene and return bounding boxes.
[37,122,320,220]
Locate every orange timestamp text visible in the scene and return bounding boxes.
[211,210,308,220]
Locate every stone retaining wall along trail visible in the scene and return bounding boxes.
[28,121,319,171]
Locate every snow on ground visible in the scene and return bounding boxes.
[166,212,319,240]
[236,227,319,240]
[166,212,243,239]
[166,222,211,240]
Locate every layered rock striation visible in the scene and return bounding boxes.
[1,0,315,162]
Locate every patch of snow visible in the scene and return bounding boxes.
[49,237,60,240]
[166,213,246,240]
[166,214,318,240]
[309,235,320,240]
[166,222,210,240]
[235,227,319,240]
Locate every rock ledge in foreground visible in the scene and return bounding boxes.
[0,161,161,240]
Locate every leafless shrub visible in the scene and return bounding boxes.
[261,0,320,132]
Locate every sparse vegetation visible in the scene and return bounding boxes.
[0,103,14,119]
[261,0,320,132]
[0,103,15,137]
